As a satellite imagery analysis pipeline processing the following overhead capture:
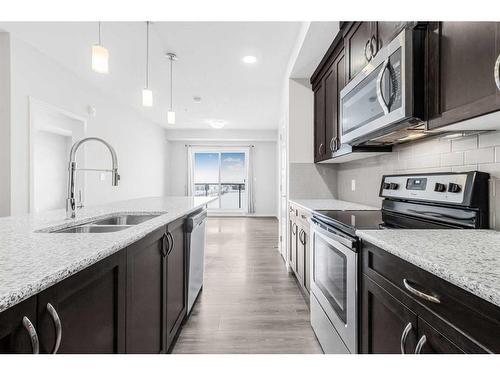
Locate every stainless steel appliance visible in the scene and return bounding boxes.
[310,171,489,353]
[185,209,208,315]
[340,28,426,146]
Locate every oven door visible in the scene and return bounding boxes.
[310,223,357,353]
[340,28,411,145]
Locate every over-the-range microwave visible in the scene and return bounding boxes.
[340,27,426,146]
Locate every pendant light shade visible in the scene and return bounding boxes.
[92,22,109,74]
[142,21,153,107]
[166,52,177,124]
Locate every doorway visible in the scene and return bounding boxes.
[190,147,249,214]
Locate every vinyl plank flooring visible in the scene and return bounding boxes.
[172,217,322,354]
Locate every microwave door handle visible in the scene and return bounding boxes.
[376,59,390,115]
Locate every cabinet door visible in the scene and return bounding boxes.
[166,216,187,350]
[415,318,464,354]
[428,22,500,129]
[0,297,38,354]
[302,224,311,293]
[37,252,126,354]
[313,82,326,162]
[126,226,167,353]
[344,22,373,82]
[361,275,418,354]
[372,22,407,55]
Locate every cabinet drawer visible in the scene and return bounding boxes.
[361,242,500,353]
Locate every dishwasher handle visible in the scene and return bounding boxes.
[185,209,207,232]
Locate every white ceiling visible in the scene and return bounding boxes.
[0,21,303,130]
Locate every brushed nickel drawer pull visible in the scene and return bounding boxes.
[403,279,440,304]
[415,335,427,354]
[46,303,62,354]
[400,322,412,354]
[22,316,39,354]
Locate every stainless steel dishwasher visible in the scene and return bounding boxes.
[185,209,208,315]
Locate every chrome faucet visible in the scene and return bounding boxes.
[66,137,120,219]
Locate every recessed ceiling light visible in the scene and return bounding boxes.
[208,120,226,129]
[193,96,202,103]
[242,55,257,64]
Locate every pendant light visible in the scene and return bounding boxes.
[142,21,153,107]
[166,52,177,124]
[91,22,109,74]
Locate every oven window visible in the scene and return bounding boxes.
[313,234,347,323]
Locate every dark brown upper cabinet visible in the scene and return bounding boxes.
[36,251,126,354]
[372,22,409,55]
[344,22,373,82]
[313,81,326,162]
[166,216,187,351]
[126,226,168,353]
[427,22,500,129]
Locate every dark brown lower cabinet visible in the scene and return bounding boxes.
[126,226,168,353]
[361,275,417,354]
[416,317,464,354]
[166,216,187,351]
[37,251,126,354]
[0,297,38,354]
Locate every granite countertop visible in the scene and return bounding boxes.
[356,229,500,308]
[289,198,379,212]
[0,196,215,313]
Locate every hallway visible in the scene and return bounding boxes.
[173,217,322,354]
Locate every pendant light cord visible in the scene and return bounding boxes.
[145,21,150,89]
[169,56,173,110]
[98,21,102,45]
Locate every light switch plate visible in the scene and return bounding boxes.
[351,179,356,191]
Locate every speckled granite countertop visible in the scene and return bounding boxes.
[356,229,500,308]
[289,198,379,212]
[0,196,215,313]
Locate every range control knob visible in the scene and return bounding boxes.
[434,183,447,192]
[382,182,391,190]
[448,183,462,193]
[389,182,399,190]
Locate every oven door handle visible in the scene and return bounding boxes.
[310,218,356,248]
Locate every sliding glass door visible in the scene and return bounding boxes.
[192,148,248,213]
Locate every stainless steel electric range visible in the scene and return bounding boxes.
[309,171,490,354]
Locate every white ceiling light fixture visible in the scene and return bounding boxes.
[166,52,177,124]
[242,55,257,64]
[91,22,109,74]
[208,119,226,129]
[142,21,153,107]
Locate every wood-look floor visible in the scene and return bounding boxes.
[172,217,322,354]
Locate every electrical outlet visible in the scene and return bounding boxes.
[351,179,356,191]
[100,173,106,182]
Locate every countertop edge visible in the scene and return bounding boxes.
[0,200,210,314]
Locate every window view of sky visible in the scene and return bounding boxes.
[194,152,246,183]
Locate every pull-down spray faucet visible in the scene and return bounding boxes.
[66,137,120,219]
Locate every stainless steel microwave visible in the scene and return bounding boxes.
[340,28,425,145]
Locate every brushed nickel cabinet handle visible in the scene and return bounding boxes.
[329,138,335,152]
[400,322,412,354]
[495,53,500,91]
[46,303,62,354]
[292,223,297,235]
[370,35,378,57]
[167,232,174,256]
[415,335,427,354]
[403,279,441,304]
[22,316,39,354]
[318,143,324,155]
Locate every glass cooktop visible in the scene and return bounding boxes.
[313,210,383,236]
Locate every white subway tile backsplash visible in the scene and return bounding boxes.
[406,153,441,169]
[464,147,495,164]
[479,132,500,148]
[440,152,464,167]
[451,135,478,152]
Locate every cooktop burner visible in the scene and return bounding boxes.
[314,210,383,236]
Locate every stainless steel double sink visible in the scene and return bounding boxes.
[52,214,161,233]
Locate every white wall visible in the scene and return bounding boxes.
[0,33,10,216]
[165,129,278,217]
[288,78,313,163]
[7,34,168,215]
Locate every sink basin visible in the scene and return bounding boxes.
[54,225,132,233]
[90,214,161,226]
